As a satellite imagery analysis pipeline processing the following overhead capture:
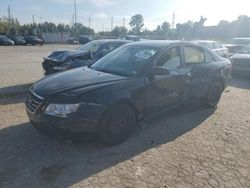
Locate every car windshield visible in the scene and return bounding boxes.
[90,45,158,77]
[76,40,104,52]
[238,45,250,54]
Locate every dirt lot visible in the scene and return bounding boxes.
[0,45,250,188]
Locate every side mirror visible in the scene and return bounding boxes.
[150,67,170,76]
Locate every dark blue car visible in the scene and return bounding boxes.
[42,39,130,75]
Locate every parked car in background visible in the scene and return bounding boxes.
[27,41,231,145]
[78,35,92,45]
[193,40,229,58]
[11,36,26,45]
[24,36,44,45]
[229,44,250,75]
[42,39,130,75]
[66,37,79,44]
[125,35,140,41]
[0,35,14,46]
[224,38,250,55]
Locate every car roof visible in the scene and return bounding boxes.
[125,40,197,48]
[193,40,218,43]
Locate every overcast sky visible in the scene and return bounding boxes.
[0,0,249,32]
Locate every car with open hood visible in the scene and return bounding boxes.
[26,41,231,146]
[42,39,130,75]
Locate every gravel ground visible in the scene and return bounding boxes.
[0,45,79,89]
[0,77,249,188]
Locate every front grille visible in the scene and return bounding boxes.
[26,91,44,113]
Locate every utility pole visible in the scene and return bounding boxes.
[74,0,77,36]
[111,16,113,31]
[8,5,11,25]
[172,12,175,30]
[89,16,91,29]
[32,15,35,24]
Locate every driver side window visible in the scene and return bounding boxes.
[156,47,181,70]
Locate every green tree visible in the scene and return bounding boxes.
[74,23,94,35]
[161,22,171,38]
[0,21,9,34]
[129,14,144,35]
[111,26,128,37]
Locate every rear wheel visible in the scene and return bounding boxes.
[98,103,136,146]
[204,82,223,108]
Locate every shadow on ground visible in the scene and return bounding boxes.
[0,104,215,187]
[0,93,26,105]
[0,83,31,98]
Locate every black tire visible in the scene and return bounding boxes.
[204,81,223,108]
[98,103,136,146]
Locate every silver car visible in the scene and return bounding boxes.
[194,40,229,58]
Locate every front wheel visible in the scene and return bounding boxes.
[204,82,223,108]
[98,103,136,146]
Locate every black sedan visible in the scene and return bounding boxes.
[0,35,14,45]
[11,36,26,45]
[24,36,44,45]
[42,39,130,75]
[26,41,231,145]
[230,45,250,76]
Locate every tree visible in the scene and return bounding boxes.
[0,21,9,34]
[161,22,171,37]
[154,21,171,39]
[129,14,144,35]
[74,23,94,35]
[111,26,128,37]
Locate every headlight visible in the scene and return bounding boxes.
[44,103,80,117]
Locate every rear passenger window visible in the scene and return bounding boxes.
[184,46,205,64]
